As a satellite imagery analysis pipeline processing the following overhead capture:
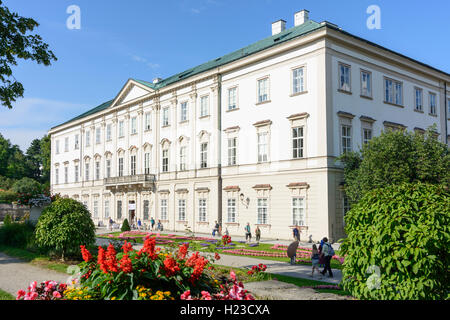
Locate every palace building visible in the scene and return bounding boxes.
[48,10,450,242]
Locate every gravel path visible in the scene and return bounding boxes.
[0,252,70,296]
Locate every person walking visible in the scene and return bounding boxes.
[212,221,220,237]
[245,223,252,244]
[109,218,113,231]
[137,218,142,230]
[320,237,334,278]
[310,244,320,277]
[150,217,155,231]
[255,226,261,244]
[318,239,325,268]
[293,226,300,242]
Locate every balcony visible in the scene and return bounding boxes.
[104,174,156,192]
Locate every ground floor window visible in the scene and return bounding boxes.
[117,200,122,219]
[93,200,98,218]
[257,198,268,224]
[198,199,207,222]
[160,199,168,220]
[143,200,149,220]
[178,200,186,221]
[292,197,305,226]
[227,198,236,223]
[104,200,110,218]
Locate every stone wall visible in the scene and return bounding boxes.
[0,204,30,221]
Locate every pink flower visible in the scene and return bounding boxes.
[201,291,212,300]
[180,290,192,300]
[230,271,236,281]
[53,291,62,299]
[16,290,26,300]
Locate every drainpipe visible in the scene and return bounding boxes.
[217,73,223,227]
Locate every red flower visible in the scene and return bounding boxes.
[122,241,133,254]
[119,254,133,273]
[105,244,119,273]
[80,245,92,262]
[214,252,221,261]
[177,243,189,260]
[163,256,180,277]
[138,236,158,260]
[97,246,108,273]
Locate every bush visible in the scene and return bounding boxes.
[121,218,131,232]
[3,214,12,225]
[0,221,35,248]
[340,182,450,300]
[0,190,19,204]
[34,198,96,260]
[12,177,42,195]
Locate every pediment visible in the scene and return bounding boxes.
[109,79,154,109]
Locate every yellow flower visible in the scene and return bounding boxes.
[111,297,116,300]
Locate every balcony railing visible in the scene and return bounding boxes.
[104,174,156,186]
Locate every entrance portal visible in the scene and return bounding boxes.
[128,201,136,226]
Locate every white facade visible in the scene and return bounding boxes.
[48,11,450,242]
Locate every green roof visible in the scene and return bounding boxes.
[51,20,323,130]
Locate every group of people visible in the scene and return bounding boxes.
[108,217,164,232]
[211,221,261,245]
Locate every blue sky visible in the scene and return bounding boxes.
[1,0,449,151]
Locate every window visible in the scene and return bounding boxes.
[415,88,423,111]
[104,200,110,218]
[360,70,372,97]
[257,198,268,224]
[93,200,98,218]
[85,163,90,181]
[179,146,187,171]
[292,67,305,94]
[55,167,59,184]
[200,96,209,117]
[384,78,403,105]
[95,161,100,180]
[257,78,269,103]
[160,199,168,220]
[106,160,111,178]
[131,117,137,134]
[338,63,351,92]
[341,125,352,154]
[64,137,69,152]
[106,124,112,141]
[118,121,124,138]
[96,127,101,144]
[56,140,60,154]
[74,134,79,150]
[257,132,268,163]
[144,153,150,174]
[74,165,79,183]
[162,149,169,172]
[178,199,186,221]
[227,138,237,166]
[228,87,237,110]
[292,127,304,159]
[162,107,169,126]
[117,200,122,219]
[198,199,207,222]
[118,158,124,177]
[292,197,305,226]
[200,143,208,168]
[145,112,151,131]
[362,128,372,145]
[85,131,90,147]
[180,102,188,122]
[429,92,437,115]
[64,166,68,184]
[227,199,236,223]
[143,200,149,220]
[130,155,136,175]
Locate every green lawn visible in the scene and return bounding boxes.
[0,288,14,300]
[0,245,79,274]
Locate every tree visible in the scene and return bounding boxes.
[338,127,450,204]
[11,177,42,195]
[39,135,51,184]
[25,139,42,181]
[34,198,96,261]
[121,218,131,232]
[0,1,57,109]
[340,182,449,300]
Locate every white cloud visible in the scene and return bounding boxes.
[1,128,48,152]
[131,55,160,69]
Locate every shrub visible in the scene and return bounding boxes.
[0,220,35,248]
[0,190,19,204]
[121,218,131,232]
[3,213,12,225]
[12,178,42,195]
[34,198,96,260]
[340,182,449,300]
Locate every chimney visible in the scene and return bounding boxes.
[152,77,162,84]
[294,9,309,26]
[271,19,286,35]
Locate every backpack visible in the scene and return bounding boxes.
[326,243,335,256]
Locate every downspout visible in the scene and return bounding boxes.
[217,73,223,227]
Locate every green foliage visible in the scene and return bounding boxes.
[121,218,131,232]
[0,189,18,203]
[0,1,57,109]
[3,213,12,225]
[0,175,16,190]
[340,183,450,300]
[339,128,450,204]
[0,220,35,248]
[12,177,42,195]
[34,198,96,260]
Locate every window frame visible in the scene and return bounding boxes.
[292,197,305,226]
[257,197,268,225]
[291,65,306,95]
[360,69,372,98]
[256,76,270,104]
[384,77,403,106]
[338,62,351,93]
[292,126,304,159]
[227,86,238,111]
